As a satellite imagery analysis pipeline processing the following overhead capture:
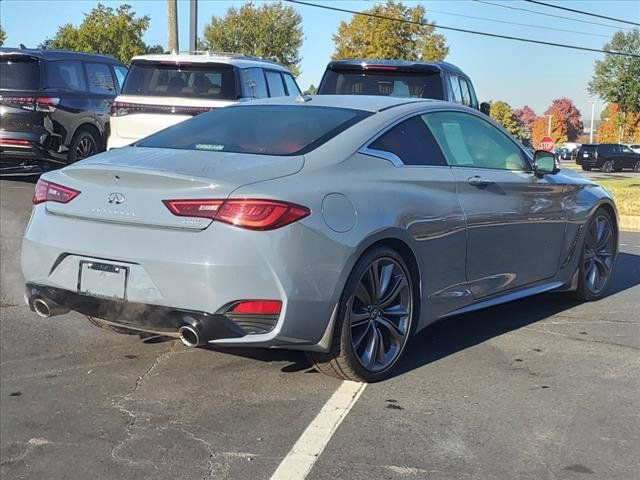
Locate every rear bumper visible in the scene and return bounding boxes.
[0,130,66,166]
[21,205,350,351]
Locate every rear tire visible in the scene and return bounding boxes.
[572,208,617,302]
[306,246,417,383]
[68,129,99,163]
[601,160,613,173]
[634,161,640,172]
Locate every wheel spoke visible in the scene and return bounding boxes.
[354,280,372,307]
[382,303,408,318]
[376,316,404,343]
[350,311,370,328]
[366,261,381,303]
[379,275,407,309]
[379,263,394,299]
[587,262,598,288]
[352,321,372,351]
[363,326,380,370]
[593,256,611,277]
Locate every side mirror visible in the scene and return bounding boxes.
[533,149,559,176]
[480,102,490,116]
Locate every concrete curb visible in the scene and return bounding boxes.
[620,215,640,232]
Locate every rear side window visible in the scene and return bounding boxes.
[265,71,286,97]
[0,57,40,90]
[448,75,462,103]
[122,62,237,99]
[319,69,444,99]
[283,73,301,96]
[46,60,86,92]
[85,63,116,94]
[369,116,447,166]
[239,68,268,99]
[113,65,128,91]
[137,105,371,156]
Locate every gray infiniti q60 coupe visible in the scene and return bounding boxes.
[22,95,618,382]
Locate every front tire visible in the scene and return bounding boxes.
[634,161,640,172]
[307,246,416,382]
[581,165,591,171]
[573,209,617,301]
[601,160,613,173]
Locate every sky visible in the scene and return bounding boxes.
[1,0,639,122]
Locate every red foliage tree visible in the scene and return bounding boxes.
[544,98,583,142]
[513,105,536,137]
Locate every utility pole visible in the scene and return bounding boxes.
[588,100,600,144]
[545,114,553,136]
[167,0,179,53]
[189,0,198,52]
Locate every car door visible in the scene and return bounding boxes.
[619,145,636,170]
[84,62,118,145]
[361,114,468,320]
[422,110,566,299]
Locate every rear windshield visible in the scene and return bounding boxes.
[0,56,40,90]
[137,105,371,156]
[319,70,443,99]
[580,145,597,152]
[122,62,237,99]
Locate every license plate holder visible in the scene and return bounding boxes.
[78,261,128,300]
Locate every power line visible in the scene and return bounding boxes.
[473,0,634,32]
[426,7,610,39]
[286,0,640,59]
[523,0,640,27]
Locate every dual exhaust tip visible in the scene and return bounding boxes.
[30,297,214,348]
[32,297,69,318]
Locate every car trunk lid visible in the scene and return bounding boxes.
[44,146,304,230]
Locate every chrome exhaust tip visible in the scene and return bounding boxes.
[31,297,70,318]
[178,325,201,347]
[33,298,52,318]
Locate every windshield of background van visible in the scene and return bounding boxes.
[319,70,444,99]
[0,57,40,90]
[122,62,237,100]
[137,105,371,156]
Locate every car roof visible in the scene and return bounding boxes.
[236,94,445,113]
[0,47,124,65]
[326,59,467,76]
[130,52,290,71]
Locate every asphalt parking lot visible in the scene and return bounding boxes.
[1,178,639,480]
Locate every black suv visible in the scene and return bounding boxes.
[1,48,128,169]
[576,143,640,172]
[317,59,489,114]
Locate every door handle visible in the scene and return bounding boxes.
[468,176,494,187]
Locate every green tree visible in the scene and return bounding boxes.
[0,25,6,47]
[202,1,303,76]
[589,28,640,113]
[40,3,157,64]
[332,0,448,61]
[304,84,318,95]
[490,101,523,139]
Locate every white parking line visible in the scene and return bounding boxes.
[270,380,366,480]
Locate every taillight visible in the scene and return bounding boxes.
[229,300,282,316]
[32,179,81,205]
[162,199,310,230]
[1,96,59,111]
[110,101,212,117]
[35,97,60,112]
[110,101,132,117]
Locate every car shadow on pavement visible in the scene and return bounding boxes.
[210,252,640,379]
[392,251,640,379]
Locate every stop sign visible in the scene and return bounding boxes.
[540,136,554,152]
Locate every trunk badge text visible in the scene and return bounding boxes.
[107,192,126,205]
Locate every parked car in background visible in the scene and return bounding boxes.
[1,48,127,169]
[23,96,618,382]
[576,143,640,172]
[108,52,301,149]
[317,59,490,115]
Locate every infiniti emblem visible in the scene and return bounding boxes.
[107,192,125,205]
